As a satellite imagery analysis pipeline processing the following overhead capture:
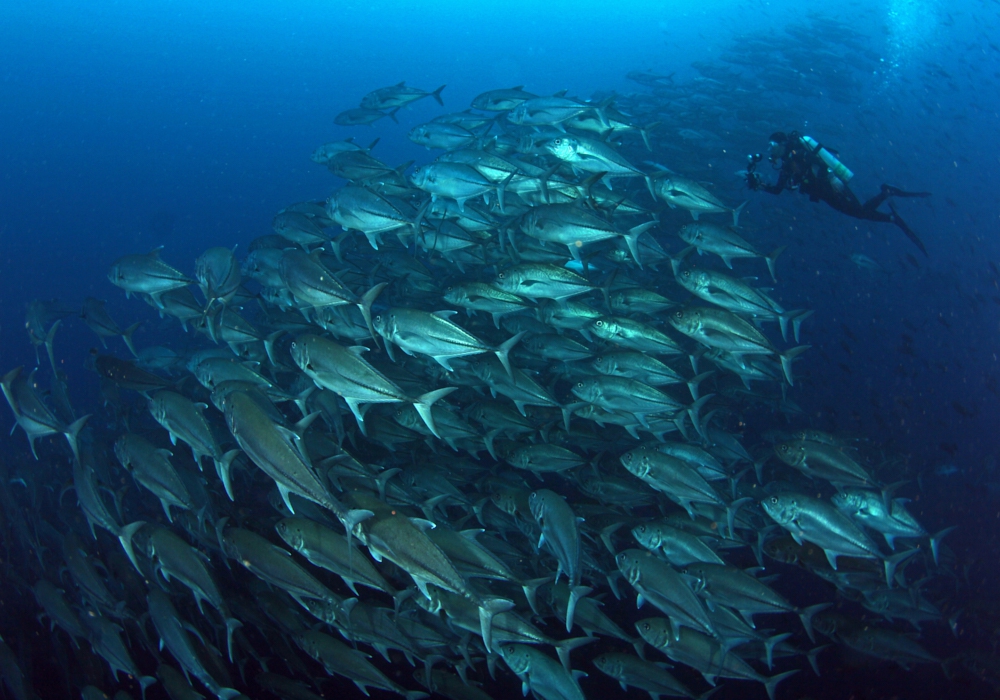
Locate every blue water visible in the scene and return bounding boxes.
[1,0,999,697]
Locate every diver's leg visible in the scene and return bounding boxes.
[887,201,929,256]
[864,185,931,215]
[861,186,892,213]
[882,184,931,198]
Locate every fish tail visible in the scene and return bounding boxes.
[225,617,243,662]
[732,199,748,227]
[765,245,787,282]
[624,221,656,268]
[600,522,626,555]
[806,643,829,675]
[138,676,157,700]
[884,547,919,587]
[358,282,388,344]
[669,245,696,277]
[43,319,61,372]
[779,345,810,386]
[930,525,957,567]
[640,121,660,151]
[726,497,753,539]
[563,586,593,633]
[413,387,458,438]
[478,597,514,653]
[686,370,714,401]
[790,309,814,343]
[555,635,597,673]
[63,414,90,463]
[764,632,793,670]
[263,330,283,367]
[118,521,147,574]
[496,171,514,214]
[798,603,831,643]
[494,331,524,379]
[763,670,798,700]
[430,84,446,106]
[121,321,141,358]
[217,450,241,501]
[686,393,714,439]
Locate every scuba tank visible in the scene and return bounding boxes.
[800,135,854,184]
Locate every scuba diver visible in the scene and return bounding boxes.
[746,131,931,255]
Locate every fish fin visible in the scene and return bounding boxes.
[763,670,798,700]
[217,450,240,500]
[556,637,597,673]
[138,676,157,700]
[798,603,830,643]
[63,414,90,463]
[495,331,525,379]
[358,282,388,344]
[478,597,514,653]
[779,345,810,386]
[408,517,436,531]
[765,245,787,283]
[430,84,446,106]
[118,521,146,573]
[521,575,553,616]
[564,586,593,633]
[121,321,141,358]
[277,483,296,514]
[885,548,919,587]
[732,200,747,227]
[764,632,793,671]
[413,387,458,438]
[790,309,814,343]
[823,549,839,570]
[930,526,956,566]
[806,643,829,676]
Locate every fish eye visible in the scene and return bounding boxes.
[637,525,645,533]
[576,382,583,388]
[674,311,682,318]
[596,320,604,327]
[498,272,505,279]
[779,445,788,452]
[770,497,778,504]
[682,271,690,278]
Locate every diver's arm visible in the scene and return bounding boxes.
[759,168,788,195]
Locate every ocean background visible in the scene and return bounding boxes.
[1,0,999,697]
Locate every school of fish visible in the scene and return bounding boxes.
[0,67,958,700]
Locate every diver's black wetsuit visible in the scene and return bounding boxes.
[750,134,931,255]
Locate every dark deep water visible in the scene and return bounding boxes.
[1,1,1000,699]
